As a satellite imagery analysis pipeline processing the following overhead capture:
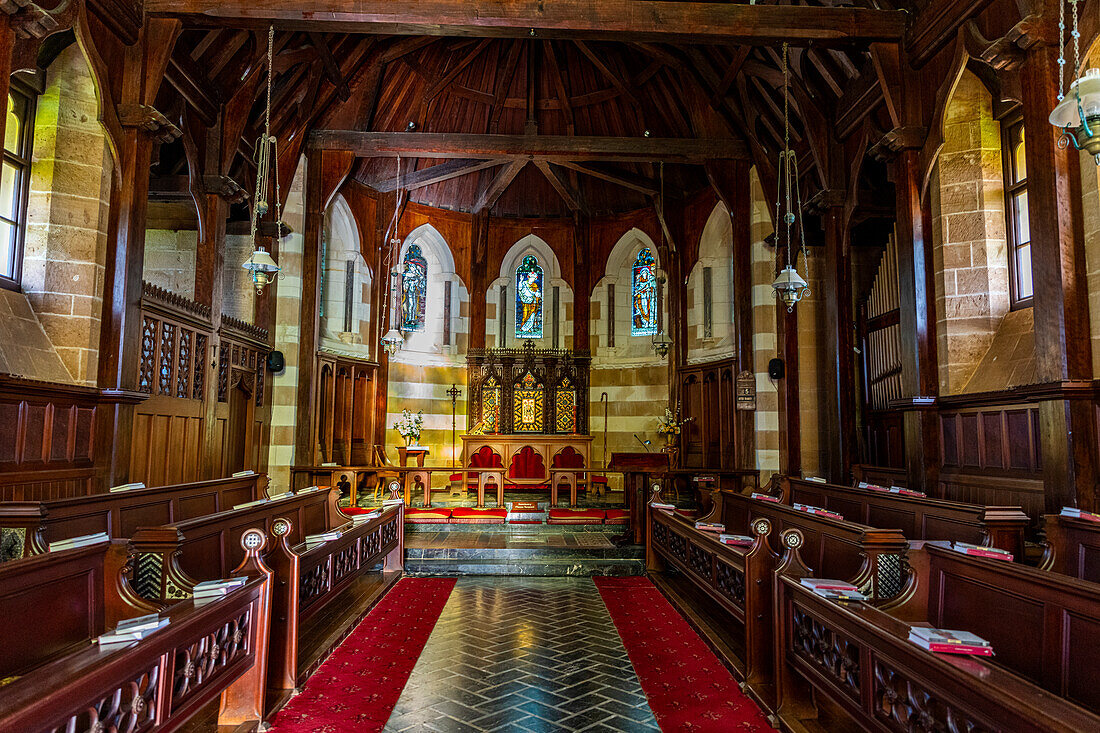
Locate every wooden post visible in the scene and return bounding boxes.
[262,517,300,694]
[822,196,856,484]
[572,212,591,350]
[294,150,324,467]
[469,210,490,349]
[218,528,273,726]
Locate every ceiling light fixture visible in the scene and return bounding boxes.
[381,155,406,357]
[770,42,811,312]
[1050,0,1100,164]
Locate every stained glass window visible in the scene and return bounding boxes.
[401,244,427,332]
[631,248,658,336]
[515,255,544,339]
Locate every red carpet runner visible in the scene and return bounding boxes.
[594,576,771,732]
[270,577,456,732]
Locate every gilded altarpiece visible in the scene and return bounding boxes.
[467,342,590,435]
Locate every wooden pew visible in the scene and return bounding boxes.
[771,529,1100,732]
[0,473,265,561]
[264,504,405,695]
[128,487,342,604]
[1040,514,1100,583]
[647,505,778,708]
[0,529,275,732]
[718,489,909,602]
[772,474,1029,558]
[851,463,907,488]
[0,539,157,681]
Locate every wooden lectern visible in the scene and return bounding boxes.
[608,452,669,545]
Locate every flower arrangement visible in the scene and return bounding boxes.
[656,408,687,437]
[393,409,424,446]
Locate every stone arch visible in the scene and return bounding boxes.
[395,222,468,356]
[320,193,372,350]
[591,227,669,364]
[686,202,735,361]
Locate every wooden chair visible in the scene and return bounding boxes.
[370,445,401,502]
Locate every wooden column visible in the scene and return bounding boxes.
[469,211,490,349]
[572,212,591,351]
[892,146,939,494]
[1021,43,1097,512]
[705,160,756,470]
[821,195,856,483]
[294,150,324,466]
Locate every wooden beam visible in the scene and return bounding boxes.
[556,160,657,196]
[423,38,491,101]
[308,131,748,162]
[145,0,907,45]
[374,158,508,192]
[535,160,584,212]
[574,40,641,107]
[309,32,351,100]
[475,159,525,212]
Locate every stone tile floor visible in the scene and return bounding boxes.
[405,531,617,550]
[383,577,661,732]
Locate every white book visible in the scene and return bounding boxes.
[49,532,110,552]
[115,613,163,633]
[320,462,339,467]
[382,498,405,505]
[233,498,270,510]
[267,491,294,501]
[232,470,257,477]
[193,577,247,595]
[98,618,169,645]
[352,512,381,523]
[297,486,323,494]
[804,476,827,483]
[649,502,676,510]
[305,531,342,542]
[109,482,146,493]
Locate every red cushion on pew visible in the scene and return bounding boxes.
[547,508,605,525]
[604,509,630,525]
[449,473,463,482]
[450,508,508,524]
[404,507,452,523]
[591,475,609,485]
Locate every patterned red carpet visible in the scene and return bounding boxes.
[269,577,456,733]
[594,576,771,732]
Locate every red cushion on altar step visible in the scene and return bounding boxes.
[404,508,452,523]
[603,509,630,524]
[450,508,508,524]
[591,475,609,484]
[449,473,463,482]
[547,508,606,525]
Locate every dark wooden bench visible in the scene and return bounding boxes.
[0,539,156,682]
[0,531,274,732]
[771,529,1100,732]
[128,487,341,603]
[0,473,265,561]
[1040,514,1100,584]
[264,505,405,696]
[772,474,1029,558]
[852,463,907,488]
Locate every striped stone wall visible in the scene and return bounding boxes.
[750,169,780,475]
[686,202,736,364]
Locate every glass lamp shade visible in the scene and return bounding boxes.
[772,265,809,312]
[381,328,403,356]
[242,246,280,293]
[1050,68,1100,157]
[651,330,673,358]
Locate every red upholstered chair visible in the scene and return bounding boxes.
[506,446,548,490]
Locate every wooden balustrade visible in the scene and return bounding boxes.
[1040,514,1100,583]
[773,474,1029,558]
[771,529,1100,731]
[0,530,274,733]
[128,487,342,603]
[0,473,265,561]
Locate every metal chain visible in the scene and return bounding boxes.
[1073,0,1081,82]
[782,43,793,270]
[1059,0,1067,99]
[265,25,273,138]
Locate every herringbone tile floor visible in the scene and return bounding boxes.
[384,577,661,732]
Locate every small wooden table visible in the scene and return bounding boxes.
[396,446,429,467]
[549,468,610,507]
[395,466,452,508]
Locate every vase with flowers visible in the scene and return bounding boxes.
[393,409,424,448]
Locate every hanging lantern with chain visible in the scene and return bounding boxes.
[770,43,811,312]
[242,26,284,294]
[380,156,405,357]
[1050,0,1100,164]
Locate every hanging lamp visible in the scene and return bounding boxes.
[1050,0,1100,163]
[380,155,405,357]
[770,43,811,312]
[242,26,284,294]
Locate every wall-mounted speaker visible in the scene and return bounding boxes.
[768,357,785,380]
[266,350,285,373]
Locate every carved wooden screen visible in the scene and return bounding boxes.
[139,283,212,400]
[468,342,590,435]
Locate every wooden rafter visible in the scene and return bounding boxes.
[535,160,584,212]
[556,161,658,196]
[475,159,526,211]
[308,32,351,100]
[374,158,508,192]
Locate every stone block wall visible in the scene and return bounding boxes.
[750,169,780,475]
[686,202,736,363]
[143,229,197,299]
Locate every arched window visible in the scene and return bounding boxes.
[631,248,658,336]
[515,255,544,339]
[401,244,428,332]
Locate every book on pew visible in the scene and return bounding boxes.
[858,482,890,492]
[718,534,754,547]
[751,492,781,503]
[950,541,1013,562]
[97,617,170,647]
[297,486,323,494]
[233,498,270,510]
[793,503,844,521]
[908,627,993,656]
[352,510,382,523]
[804,476,827,483]
[266,490,294,501]
[1061,506,1100,522]
[231,469,256,477]
[193,577,248,601]
[49,531,109,552]
[304,531,343,550]
[890,486,927,497]
[694,521,725,533]
[114,613,164,634]
[320,462,338,467]
[382,498,405,507]
[799,578,868,603]
[649,502,676,511]
[108,482,146,493]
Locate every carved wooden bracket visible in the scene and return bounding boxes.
[117,103,182,144]
[202,174,249,205]
[869,126,927,160]
[0,0,66,40]
[963,16,1049,73]
[804,188,846,214]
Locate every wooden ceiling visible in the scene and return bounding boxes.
[147,1,942,219]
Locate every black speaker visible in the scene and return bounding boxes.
[266,350,285,373]
[768,357,785,380]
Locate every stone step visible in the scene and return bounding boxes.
[405,556,646,577]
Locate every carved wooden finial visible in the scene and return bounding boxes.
[388,480,403,501]
[240,528,267,555]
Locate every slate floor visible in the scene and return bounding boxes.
[383,577,661,732]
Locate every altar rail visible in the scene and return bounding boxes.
[772,474,1029,558]
[0,569,271,732]
[0,473,265,561]
[773,533,1100,731]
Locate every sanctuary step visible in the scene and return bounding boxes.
[404,526,645,577]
